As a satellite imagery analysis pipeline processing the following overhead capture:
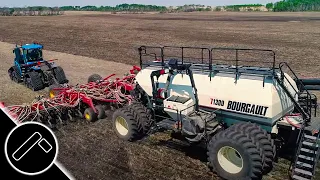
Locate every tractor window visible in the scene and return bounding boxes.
[26,49,43,61]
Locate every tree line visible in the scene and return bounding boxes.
[266,0,320,11]
[222,4,264,11]
[59,4,167,12]
[0,7,63,16]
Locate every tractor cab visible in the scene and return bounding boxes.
[13,43,44,65]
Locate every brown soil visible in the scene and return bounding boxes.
[0,11,319,180]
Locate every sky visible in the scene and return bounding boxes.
[0,0,279,8]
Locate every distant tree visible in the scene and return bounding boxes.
[215,6,222,11]
[266,2,274,10]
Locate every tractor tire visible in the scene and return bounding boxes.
[207,129,263,180]
[88,74,102,83]
[53,66,68,84]
[8,66,22,83]
[129,102,153,134]
[84,107,98,122]
[95,105,106,119]
[112,107,140,141]
[24,72,44,91]
[228,122,276,174]
[48,84,63,99]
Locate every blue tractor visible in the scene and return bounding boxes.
[8,43,68,91]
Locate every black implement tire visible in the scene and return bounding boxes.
[112,107,140,141]
[53,66,68,84]
[228,122,275,174]
[48,84,63,99]
[95,105,106,119]
[24,71,44,91]
[84,107,98,122]
[88,74,102,83]
[207,129,263,180]
[129,102,153,134]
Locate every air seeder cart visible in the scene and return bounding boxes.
[112,46,320,180]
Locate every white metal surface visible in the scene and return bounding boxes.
[135,67,299,120]
[163,96,195,119]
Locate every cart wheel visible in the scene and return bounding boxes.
[95,105,106,119]
[84,108,98,122]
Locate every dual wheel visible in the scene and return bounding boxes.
[112,104,276,180]
[207,122,276,180]
[112,102,152,141]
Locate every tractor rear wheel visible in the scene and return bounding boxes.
[228,122,276,174]
[207,129,263,180]
[53,66,68,84]
[84,107,98,122]
[112,107,140,141]
[88,74,102,83]
[8,66,22,83]
[24,72,44,91]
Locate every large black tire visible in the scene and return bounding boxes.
[84,107,98,122]
[24,71,44,91]
[228,122,275,174]
[8,66,22,83]
[207,129,263,180]
[112,107,140,141]
[53,66,68,84]
[88,74,102,83]
[129,102,153,134]
[95,105,106,119]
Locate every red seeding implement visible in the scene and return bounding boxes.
[0,66,140,128]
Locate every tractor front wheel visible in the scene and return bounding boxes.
[84,107,98,122]
[207,129,263,180]
[112,107,140,141]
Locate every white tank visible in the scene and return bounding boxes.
[135,66,299,122]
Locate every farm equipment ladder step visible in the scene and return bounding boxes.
[292,132,320,180]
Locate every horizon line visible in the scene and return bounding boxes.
[0,3,270,8]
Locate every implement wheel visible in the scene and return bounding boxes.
[207,129,263,180]
[228,122,276,174]
[48,84,63,99]
[129,102,153,134]
[84,107,98,122]
[88,74,102,83]
[95,105,106,119]
[112,107,140,141]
